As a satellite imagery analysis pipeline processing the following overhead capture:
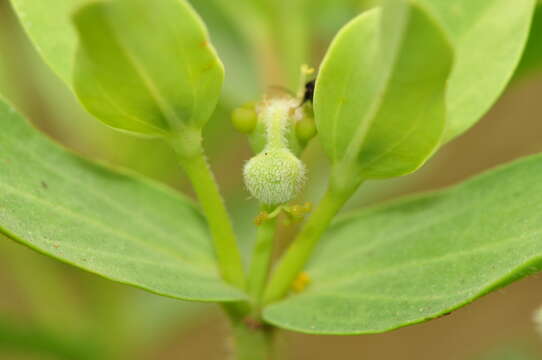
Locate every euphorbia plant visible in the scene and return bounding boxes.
[1,0,541,358]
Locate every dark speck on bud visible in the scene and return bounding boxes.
[301,79,315,105]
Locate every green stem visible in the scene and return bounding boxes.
[230,321,273,360]
[263,99,290,150]
[169,131,245,289]
[263,181,358,304]
[247,209,278,304]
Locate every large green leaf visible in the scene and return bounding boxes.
[0,98,244,302]
[9,0,87,85]
[263,153,542,334]
[417,0,536,142]
[314,2,453,179]
[9,0,255,107]
[73,0,224,136]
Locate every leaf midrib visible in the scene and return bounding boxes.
[342,7,408,163]
[312,184,541,273]
[359,90,439,172]
[295,288,473,303]
[308,231,541,291]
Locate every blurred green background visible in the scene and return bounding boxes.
[1,0,542,359]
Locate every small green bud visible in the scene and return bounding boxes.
[244,148,306,205]
[231,105,257,134]
[295,115,317,143]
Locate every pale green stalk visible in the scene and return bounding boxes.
[169,129,245,289]
[231,320,273,360]
[247,208,278,303]
[263,164,363,304]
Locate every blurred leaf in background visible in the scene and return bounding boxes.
[473,345,541,360]
[0,236,211,360]
[514,2,542,81]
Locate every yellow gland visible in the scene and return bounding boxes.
[243,97,307,205]
[292,272,311,293]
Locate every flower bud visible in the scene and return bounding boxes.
[231,103,257,134]
[243,148,306,205]
[295,115,317,143]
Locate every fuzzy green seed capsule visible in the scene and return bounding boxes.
[244,148,306,205]
[295,115,317,143]
[231,107,257,133]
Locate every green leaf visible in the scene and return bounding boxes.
[10,0,257,107]
[314,2,453,179]
[72,0,224,136]
[474,345,541,360]
[514,2,542,81]
[0,97,244,302]
[417,0,536,142]
[263,154,542,334]
[0,316,103,360]
[9,0,87,85]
